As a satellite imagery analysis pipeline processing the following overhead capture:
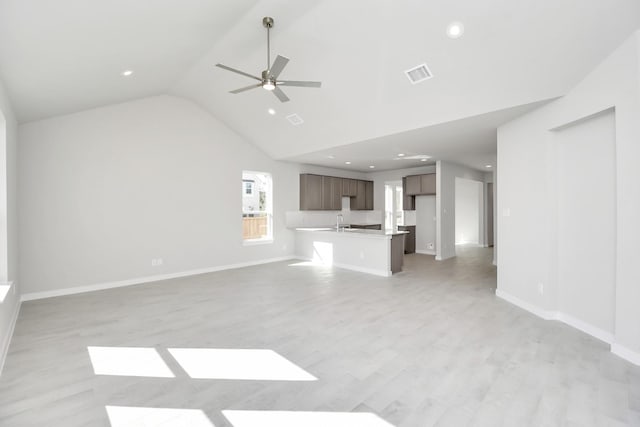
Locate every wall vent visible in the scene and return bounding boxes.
[286,113,304,125]
[405,63,433,84]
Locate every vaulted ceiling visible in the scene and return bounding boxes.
[1,0,638,171]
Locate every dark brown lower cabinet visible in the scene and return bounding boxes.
[350,224,382,230]
[398,225,416,254]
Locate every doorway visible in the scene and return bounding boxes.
[454,177,484,246]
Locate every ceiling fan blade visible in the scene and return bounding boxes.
[230,83,262,94]
[215,64,261,81]
[278,80,322,88]
[272,86,290,102]
[269,55,289,79]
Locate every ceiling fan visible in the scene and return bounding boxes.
[215,17,321,103]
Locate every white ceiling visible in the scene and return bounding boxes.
[0,0,259,121]
[1,0,639,171]
[286,100,551,172]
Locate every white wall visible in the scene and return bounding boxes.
[454,177,483,245]
[436,161,486,260]
[497,31,640,363]
[556,109,616,335]
[415,196,436,254]
[0,77,20,372]
[18,95,300,296]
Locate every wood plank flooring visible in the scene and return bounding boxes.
[1,246,638,426]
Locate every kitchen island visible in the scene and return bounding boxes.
[294,228,408,277]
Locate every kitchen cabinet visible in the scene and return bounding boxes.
[404,173,436,196]
[322,176,342,210]
[350,224,382,230]
[420,174,436,195]
[398,225,416,254]
[402,177,415,211]
[405,175,422,195]
[300,174,374,210]
[342,179,357,197]
[300,174,323,210]
[365,181,374,210]
[353,180,367,210]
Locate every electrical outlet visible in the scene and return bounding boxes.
[151,258,163,267]
[359,251,364,259]
[157,258,163,266]
[537,282,544,295]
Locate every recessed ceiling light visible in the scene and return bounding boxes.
[485,164,492,168]
[327,155,335,159]
[397,153,405,157]
[345,161,352,165]
[369,165,375,169]
[121,70,134,77]
[267,108,276,115]
[420,158,428,162]
[447,22,464,39]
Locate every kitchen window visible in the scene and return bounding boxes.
[242,171,273,243]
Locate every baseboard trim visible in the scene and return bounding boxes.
[611,343,640,366]
[0,291,21,375]
[496,288,638,366]
[495,289,555,320]
[416,250,436,255]
[555,312,614,344]
[21,256,296,302]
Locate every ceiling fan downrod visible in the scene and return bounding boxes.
[263,17,274,73]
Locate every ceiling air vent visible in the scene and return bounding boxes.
[405,63,433,84]
[286,113,304,125]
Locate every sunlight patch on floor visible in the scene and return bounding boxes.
[222,410,395,427]
[167,348,317,381]
[87,346,174,378]
[106,406,214,427]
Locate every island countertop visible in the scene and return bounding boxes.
[295,227,409,238]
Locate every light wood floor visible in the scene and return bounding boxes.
[1,247,639,426]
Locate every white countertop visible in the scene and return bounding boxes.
[295,227,408,237]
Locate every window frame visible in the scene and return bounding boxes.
[241,171,273,245]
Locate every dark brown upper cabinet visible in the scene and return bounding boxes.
[402,177,415,211]
[300,174,373,211]
[300,174,323,210]
[342,178,358,197]
[405,173,436,196]
[322,176,342,210]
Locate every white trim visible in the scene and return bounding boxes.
[416,249,436,255]
[435,256,442,261]
[611,343,640,366]
[554,312,614,344]
[0,293,21,375]
[242,238,274,246]
[495,288,556,320]
[496,288,640,366]
[21,256,296,302]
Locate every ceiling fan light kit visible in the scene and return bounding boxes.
[215,16,321,103]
